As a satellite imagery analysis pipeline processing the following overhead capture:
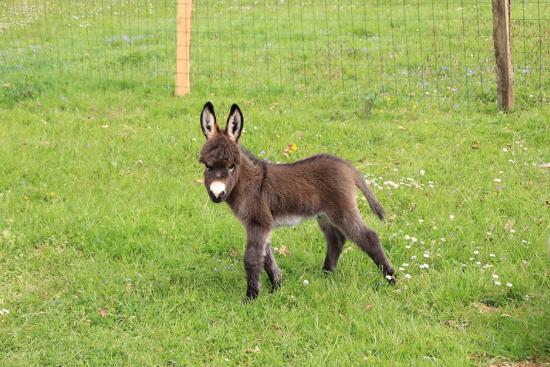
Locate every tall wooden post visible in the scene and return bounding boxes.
[176,0,192,96]
[492,0,514,112]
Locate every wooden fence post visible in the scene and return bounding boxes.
[176,0,192,96]
[492,0,514,112]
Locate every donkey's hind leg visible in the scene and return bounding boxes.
[264,244,282,291]
[317,216,346,272]
[329,210,395,282]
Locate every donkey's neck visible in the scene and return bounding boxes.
[226,149,265,211]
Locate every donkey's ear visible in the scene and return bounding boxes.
[200,102,220,140]
[225,104,244,142]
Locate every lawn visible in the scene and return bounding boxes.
[1,1,549,366]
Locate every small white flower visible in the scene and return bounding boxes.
[522,240,528,244]
[385,275,393,281]
[492,274,499,279]
[476,261,481,265]
[404,274,412,279]
[405,245,411,249]
[404,235,411,241]
[461,263,466,268]
[502,148,508,152]
[402,263,409,267]
[0,308,9,315]
[419,169,425,176]
[489,253,496,258]
[440,238,446,242]
[449,214,455,221]
[418,219,424,224]
[411,255,417,260]
[411,237,418,243]
[469,257,474,261]
[473,250,479,255]
[506,282,513,288]
[423,253,430,258]
[419,264,429,269]
[510,229,516,234]
[494,280,501,286]
[486,232,493,236]
[494,178,502,183]
[399,267,405,271]
[302,279,309,286]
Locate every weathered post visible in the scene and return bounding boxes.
[492,0,514,112]
[176,0,192,96]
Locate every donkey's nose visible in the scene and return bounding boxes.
[209,181,226,199]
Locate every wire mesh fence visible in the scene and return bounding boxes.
[0,1,548,109]
[0,0,176,98]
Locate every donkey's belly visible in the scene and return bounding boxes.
[272,215,308,228]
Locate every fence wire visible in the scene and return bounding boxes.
[0,1,548,109]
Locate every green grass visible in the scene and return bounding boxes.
[1,1,550,366]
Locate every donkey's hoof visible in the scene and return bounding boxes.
[270,280,282,293]
[242,289,259,304]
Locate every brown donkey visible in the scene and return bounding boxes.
[198,102,395,301]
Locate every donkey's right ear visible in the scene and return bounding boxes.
[200,102,220,140]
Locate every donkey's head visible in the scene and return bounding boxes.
[198,102,244,203]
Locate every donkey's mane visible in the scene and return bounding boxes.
[240,146,265,166]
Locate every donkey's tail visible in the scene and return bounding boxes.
[354,172,385,220]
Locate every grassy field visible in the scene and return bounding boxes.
[1,1,550,366]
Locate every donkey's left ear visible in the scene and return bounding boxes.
[225,104,244,142]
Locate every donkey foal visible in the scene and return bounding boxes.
[198,102,395,301]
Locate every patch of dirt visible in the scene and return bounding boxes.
[473,302,500,314]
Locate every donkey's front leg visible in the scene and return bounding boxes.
[264,244,282,292]
[243,226,271,302]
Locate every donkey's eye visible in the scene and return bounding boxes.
[228,164,235,172]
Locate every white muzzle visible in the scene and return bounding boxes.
[209,181,226,198]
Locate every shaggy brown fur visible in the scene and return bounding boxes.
[199,102,395,301]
